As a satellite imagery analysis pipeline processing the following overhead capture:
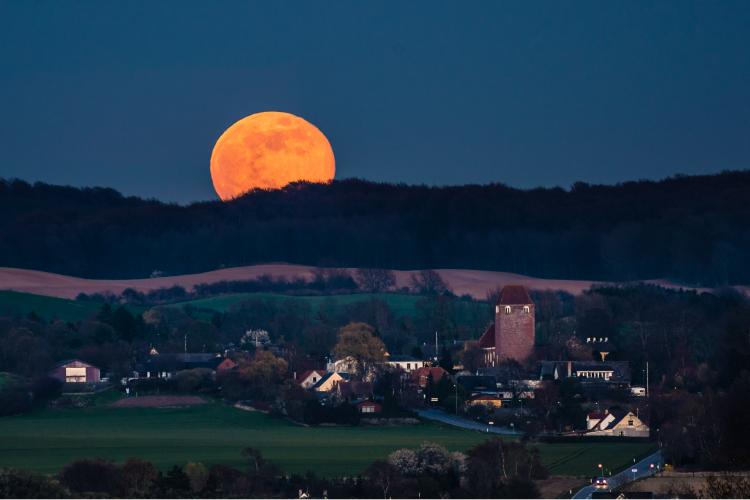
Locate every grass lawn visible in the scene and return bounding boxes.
[175,292,428,317]
[0,402,655,477]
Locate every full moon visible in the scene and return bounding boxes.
[210,111,335,200]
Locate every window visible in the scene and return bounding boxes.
[505,306,512,314]
[523,305,530,314]
[407,363,411,370]
[628,420,634,426]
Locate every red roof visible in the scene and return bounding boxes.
[478,322,495,348]
[356,400,382,412]
[216,358,237,372]
[411,366,449,387]
[497,285,533,305]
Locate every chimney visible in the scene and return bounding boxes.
[567,361,572,378]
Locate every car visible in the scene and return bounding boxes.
[593,476,609,490]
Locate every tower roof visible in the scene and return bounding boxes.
[496,285,532,305]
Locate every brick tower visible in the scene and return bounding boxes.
[494,285,535,362]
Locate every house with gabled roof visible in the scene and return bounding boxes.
[585,408,649,437]
[296,369,327,389]
[311,372,352,392]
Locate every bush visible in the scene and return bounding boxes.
[0,468,67,498]
[59,459,123,496]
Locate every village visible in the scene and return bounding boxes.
[50,285,651,441]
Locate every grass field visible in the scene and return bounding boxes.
[175,292,429,317]
[0,291,106,322]
[0,402,655,477]
[0,291,145,322]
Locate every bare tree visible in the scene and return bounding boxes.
[356,268,396,292]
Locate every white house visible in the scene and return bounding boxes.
[385,355,430,373]
[296,370,327,389]
[586,409,649,437]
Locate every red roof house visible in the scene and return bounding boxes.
[410,366,449,389]
[356,400,383,414]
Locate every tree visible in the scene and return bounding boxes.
[410,270,450,295]
[184,462,209,494]
[459,341,485,373]
[332,323,386,375]
[364,460,399,499]
[121,458,158,497]
[464,439,546,498]
[356,268,396,292]
[0,468,67,498]
[222,351,289,401]
[59,459,123,496]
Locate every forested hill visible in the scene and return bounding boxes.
[1,171,749,285]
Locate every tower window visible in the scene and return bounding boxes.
[504,306,511,314]
[523,305,530,314]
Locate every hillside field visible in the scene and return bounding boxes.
[0,290,145,322]
[0,402,655,477]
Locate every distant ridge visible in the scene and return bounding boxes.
[0,264,715,300]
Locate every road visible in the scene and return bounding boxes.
[417,408,523,436]
[572,449,664,499]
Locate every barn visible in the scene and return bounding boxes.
[50,359,101,384]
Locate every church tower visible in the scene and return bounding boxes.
[494,285,535,362]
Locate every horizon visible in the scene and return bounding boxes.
[4,168,748,206]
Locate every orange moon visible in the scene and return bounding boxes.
[210,111,335,200]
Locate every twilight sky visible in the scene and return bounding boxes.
[1,1,749,203]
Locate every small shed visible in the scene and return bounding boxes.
[356,400,383,414]
[50,359,101,384]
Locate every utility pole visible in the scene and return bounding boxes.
[646,361,649,397]
[435,331,439,362]
[184,334,187,353]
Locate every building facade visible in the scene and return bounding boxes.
[478,285,536,365]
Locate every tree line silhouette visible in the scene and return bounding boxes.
[1,171,749,284]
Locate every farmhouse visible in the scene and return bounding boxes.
[311,372,351,392]
[585,408,650,437]
[50,359,100,384]
[477,285,536,366]
[133,352,224,379]
[296,369,327,389]
[385,355,429,373]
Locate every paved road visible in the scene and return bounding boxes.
[572,449,664,499]
[417,408,523,436]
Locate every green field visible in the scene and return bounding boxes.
[0,403,654,477]
[0,291,105,322]
[0,291,145,322]
[175,292,428,317]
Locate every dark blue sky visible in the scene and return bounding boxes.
[2,1,749,203]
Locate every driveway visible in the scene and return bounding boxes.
[417,408,523,436]
[572,449,664,499]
